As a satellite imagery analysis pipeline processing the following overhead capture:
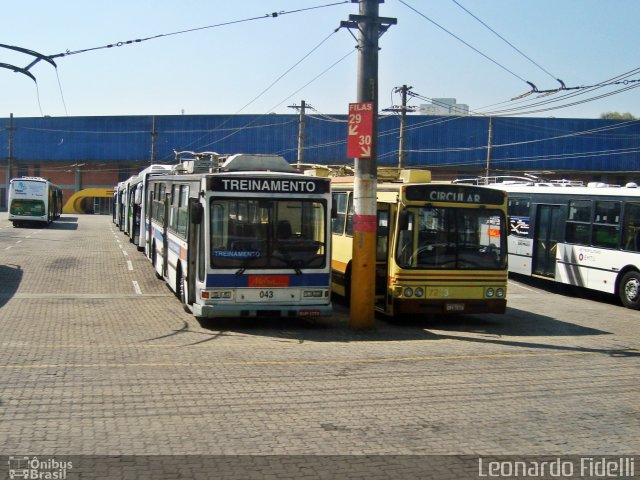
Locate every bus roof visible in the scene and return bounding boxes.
[490,183,640,198]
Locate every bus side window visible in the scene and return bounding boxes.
[623,203,640,252]
[508,196,530,237]
[592,201,621,248]
[168,185,179,232]
[345,194,354,237]
[332,193,347,235]
[565,200,591,244]
[176,185,189,237]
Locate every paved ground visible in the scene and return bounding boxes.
[0,214,638,477]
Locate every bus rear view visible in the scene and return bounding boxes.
[8,177,63,227]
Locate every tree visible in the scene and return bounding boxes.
[600,112,637,120]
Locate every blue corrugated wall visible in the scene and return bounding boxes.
[1,114,638,171]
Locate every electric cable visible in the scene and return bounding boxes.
[398,0,531,85]
[47,2,349,60]
[450,0,562,85]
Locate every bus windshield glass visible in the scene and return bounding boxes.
[210,198,326,270]
[396,206,506,270]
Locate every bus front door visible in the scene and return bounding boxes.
[185,199,202,306]
[533,204,562,278]
[162,193,170,277]
[375,206,391,312]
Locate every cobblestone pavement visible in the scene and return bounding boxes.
[0,214,638,473]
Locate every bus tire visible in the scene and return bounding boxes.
[619,271,640,309]
[152,244,162,279]
[344,263,352,306]
[176,268,187,308]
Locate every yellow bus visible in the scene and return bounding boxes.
[330,169,508,316]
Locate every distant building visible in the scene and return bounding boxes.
[419,98,469,116]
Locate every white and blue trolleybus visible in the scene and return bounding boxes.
[146,153,333,318]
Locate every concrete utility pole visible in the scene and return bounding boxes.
[7,113,14,182]
[396,85,412,169]
[383,86,415,168]
[485,116,493,181]
[150,116,158,164]
[288,101,307,168]
[342,0,396,328]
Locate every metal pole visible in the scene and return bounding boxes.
[8,113,14,180]
[5,113,13,210]
[150,115,157,164]
[350,0,380,329]
[297,100,306,168]
[485,116,493,182]
[398,85,408,169]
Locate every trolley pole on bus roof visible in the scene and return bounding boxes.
[342,1,395,328]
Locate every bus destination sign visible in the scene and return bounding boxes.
[209,177,330,194]
[405,184,505,205]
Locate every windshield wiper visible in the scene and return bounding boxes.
[235,256,259,275]
[272,253,302,274]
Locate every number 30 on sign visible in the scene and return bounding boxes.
[347,102,374,158]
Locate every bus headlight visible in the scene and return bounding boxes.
[403,287,413,297]
[414,287,424,298]
[496,288,505,298]
[486,288,495,298]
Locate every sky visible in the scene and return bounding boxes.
[1,0,639,120]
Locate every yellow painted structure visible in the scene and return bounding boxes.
[63,188,114,214]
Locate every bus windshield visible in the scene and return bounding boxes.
[210,198,326,270]
[396,206,506,270]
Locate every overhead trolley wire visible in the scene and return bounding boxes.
[47,1,349,60]
[450,0,563,86]
[397,1,640,107]
[2,2,348,117]
[166,25,350,157]
[398,0,531,85]
[190,48,356,153]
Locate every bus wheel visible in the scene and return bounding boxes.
[176,269,187,306]
[152,245,162,279]
[344,264,352,306]
[619,271,640,309]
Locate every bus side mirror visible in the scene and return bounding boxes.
[190,202,203,224]
[398,210,408,230]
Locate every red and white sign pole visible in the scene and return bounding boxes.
[347,100,377,328]
[350,12,378,329]
[343,0,394,328]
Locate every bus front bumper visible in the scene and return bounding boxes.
[392,298,507,315]
[192,303,333,319]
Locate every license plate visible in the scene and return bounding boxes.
[445,303,465,312]
[238,289,298,303]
